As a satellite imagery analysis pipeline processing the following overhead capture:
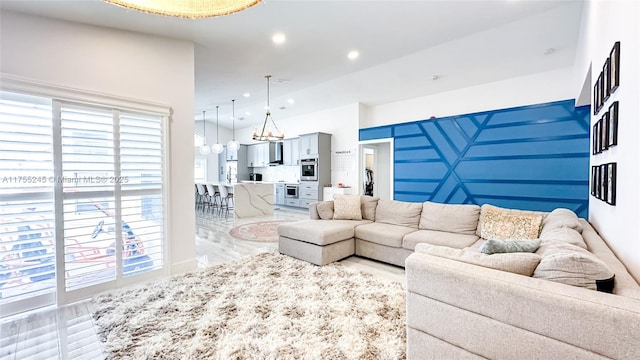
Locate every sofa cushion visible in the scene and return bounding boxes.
[402,230,479,251]
[539,227,587,249]
[361,196,379,221]
[477,204,543,240]
[316,201,334,220]
[278,219,370,246]
[375,199,422,228]
[540,208,583,236]
[333,195,362,220]
[415,243,542,277]
[534,242,615,292]
[419,201,480,235]
[479,239,541,255]
[355,222,418,248]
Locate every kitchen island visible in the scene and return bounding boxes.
[233,182,274,218]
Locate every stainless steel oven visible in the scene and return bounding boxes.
[300,158,318,181]
[285,184,299,198]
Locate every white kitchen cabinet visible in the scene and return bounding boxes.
[283,138,299,166]
[247,144,258,167]
[226,146,238,161]
[299,134,318,157]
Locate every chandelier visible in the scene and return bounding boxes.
[103,0,262,19]
[252,75,284,142]
[211,105,224,154]
[198,110,211,155]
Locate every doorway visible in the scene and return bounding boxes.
[359,138,393,200]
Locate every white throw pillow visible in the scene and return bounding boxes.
[333,195,362,220]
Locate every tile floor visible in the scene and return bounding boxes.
[0,206,405,359]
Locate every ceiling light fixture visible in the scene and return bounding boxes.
[253,75,284,142]
[287,98,295,104]
[103,0,261,18]
[347,50,359,60]
[211,106,224,154]
[227,99,240,152]
[272,32,286,44]
[198,110,211,155]
[243,92,251,97]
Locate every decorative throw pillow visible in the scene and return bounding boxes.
[360,196,379,221]
[539,227,587,249]
[316,201,334,220]
[415,243,541,277]
[478,204,543,241]
[540,208,583,235]
[479,239,541,255]
[333,195,362,220]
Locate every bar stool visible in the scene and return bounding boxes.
[218,185,233,217]
[206,184,219,210]
[196,183,211,212]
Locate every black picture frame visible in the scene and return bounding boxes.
[592,123,598,155]
[601,112,609,152]
[591,165,597,196]
[593,79,599,115]
[595,120,602,154]
[610,41,620,94]
[608,101,618,147]
[606,162,617,205]
[594,165,600,199]
[602,58,610,102]
[600,163,607,202]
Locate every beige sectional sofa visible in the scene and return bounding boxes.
[277,195,640,359]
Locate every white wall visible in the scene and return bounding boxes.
[0,12,197,274]
[575,0,640,281]
[236,103,361,189]
[363,67,575,128]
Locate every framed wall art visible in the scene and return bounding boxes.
[606,162,617,205]
[602,57,610,102]
[591,165,597,196]
[608,101,618,148]
[600,111,609,152]
[593,79,599,115]
[610,41,620,94]
[600,163,607,201]
[594,165,601,199]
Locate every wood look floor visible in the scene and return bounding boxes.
[0,206,405,360]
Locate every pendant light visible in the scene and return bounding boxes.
[252,75,284,141]
[227,99,240,151]
[211,105,224,154]
[198,110,211,155]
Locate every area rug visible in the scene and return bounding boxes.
[229,220,290,242]
[91,252,406,359]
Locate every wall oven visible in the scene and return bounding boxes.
[285,184,299,199]
[300,158,318,181]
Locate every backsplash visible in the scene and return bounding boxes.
[252,165,300,183]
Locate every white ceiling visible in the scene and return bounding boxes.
[0,0,584,128]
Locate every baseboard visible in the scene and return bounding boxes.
[171,258,198,275]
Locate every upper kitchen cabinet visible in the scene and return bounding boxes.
[299,132,331,158]
[299,133,318,157]
[247,142,281,167]
[226,145,238,161]
[283,138,299,166]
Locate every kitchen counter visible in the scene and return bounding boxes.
[233,182,274,218]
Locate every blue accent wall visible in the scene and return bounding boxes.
[360,99,591,218]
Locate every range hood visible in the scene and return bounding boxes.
[268,141,283,165]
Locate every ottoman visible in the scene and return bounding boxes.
[278,219,369,265]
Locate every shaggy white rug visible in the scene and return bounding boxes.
[92,252,406,359]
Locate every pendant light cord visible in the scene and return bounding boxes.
[216,106,220,143]
[202,110,206,144]
[232,99,236,141]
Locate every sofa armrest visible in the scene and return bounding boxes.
[405,252,640,359]
[309,202,320,220]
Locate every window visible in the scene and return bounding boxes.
[194,133,204,147]
[0,90,167,314]
[194,158,206,183]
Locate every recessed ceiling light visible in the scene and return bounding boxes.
[245,112,251,116]
[287,98,295,104]
[243,93,250,97]
[272,32,286,45]
[347,50,359,60]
